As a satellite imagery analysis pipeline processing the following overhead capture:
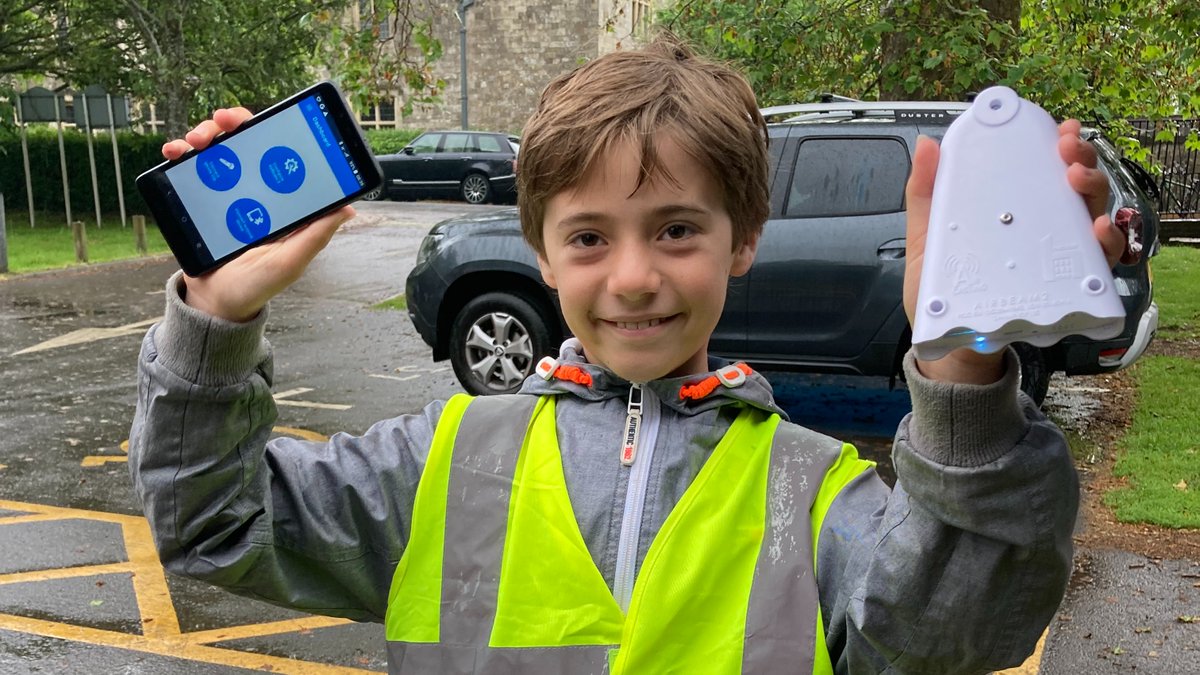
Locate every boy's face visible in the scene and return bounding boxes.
[536,135,757,383]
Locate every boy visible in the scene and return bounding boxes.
[131,37,1126,673]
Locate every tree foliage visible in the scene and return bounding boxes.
[662,0,1200,155]
[0,1,444,140]
[1,1,64,77]
[316,0,445,118]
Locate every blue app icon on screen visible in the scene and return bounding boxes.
[260,146,306,194]
[197,145,242,192]
[226,198,271,244]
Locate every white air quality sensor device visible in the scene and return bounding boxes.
[911,86,1125,361]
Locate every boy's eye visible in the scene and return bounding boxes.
[662,223,694,240]
[569,232,603,248]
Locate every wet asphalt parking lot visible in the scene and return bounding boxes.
[1,200,1193,673]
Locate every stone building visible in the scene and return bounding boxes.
[354,0,665,135]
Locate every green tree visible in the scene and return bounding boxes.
[58,1,349,139]
[663,0,1200,151]
[1,1,60,77]
[317,0,446,118]
[4,1,444,140]
[879,0,1020,100]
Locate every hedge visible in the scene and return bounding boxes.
[0,126,424,220]
[0,126,166,217]
[363,128,423,155]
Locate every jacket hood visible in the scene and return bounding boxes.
[519,338,789,420]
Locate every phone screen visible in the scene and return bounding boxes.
[164,92,369,262]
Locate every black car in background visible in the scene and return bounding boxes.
[405,99,1159,403]
[369,130,519,204]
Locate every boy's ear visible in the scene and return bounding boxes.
[536,254,559,289]
[731,236,759,277]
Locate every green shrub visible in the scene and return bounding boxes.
[364,128,422,155]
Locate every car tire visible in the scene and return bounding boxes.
[461,173,491,204]
[449,291,556,395]
[1013,342,1050,407]
[363,186,386,201]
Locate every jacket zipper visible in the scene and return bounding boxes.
[613,383,661,612]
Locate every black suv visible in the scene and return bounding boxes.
[370,131,519,204]
[405,99,1159,403]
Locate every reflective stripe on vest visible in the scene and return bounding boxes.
[386,393,873,674]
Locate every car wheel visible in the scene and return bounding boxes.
[460,173,491,204]
[450,291,555,395]
[1013,342,1050,407]
[363,186,386,201]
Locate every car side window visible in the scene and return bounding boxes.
[410,133,441,155]
[477,135,503,153]
[785,137,910,218]
[443,133,471,153]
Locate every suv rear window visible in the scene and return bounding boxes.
[785,137,910,218]
[477,135,503,153]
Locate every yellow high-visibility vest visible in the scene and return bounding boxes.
[386,393,873,673]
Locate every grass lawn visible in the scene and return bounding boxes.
[2,214,172,274]
[1148,244,1200,340]
[371,294,407,311]
[1106,355,1200,528]
[1104,245,1200,528]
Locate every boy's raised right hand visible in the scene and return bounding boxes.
[163,107,356,323]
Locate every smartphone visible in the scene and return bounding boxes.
[136,81,382,276]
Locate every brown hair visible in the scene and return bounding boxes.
[517,34,769,256]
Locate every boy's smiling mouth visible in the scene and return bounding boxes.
[604,315,679,332]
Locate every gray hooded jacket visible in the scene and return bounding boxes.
[129,273,1078,674]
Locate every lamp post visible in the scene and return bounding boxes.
[455,0,476,130]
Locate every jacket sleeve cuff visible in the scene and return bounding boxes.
[902,346,1030,468]
[151,271,271,387]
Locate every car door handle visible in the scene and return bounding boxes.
[877,238,906,260]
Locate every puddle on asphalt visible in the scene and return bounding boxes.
[1041,374,1105,436]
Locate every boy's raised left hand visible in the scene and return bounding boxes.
[163,108,356,323]
[903,119,1128,384]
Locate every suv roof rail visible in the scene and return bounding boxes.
[817,93,862,103]
[760,100,970,123]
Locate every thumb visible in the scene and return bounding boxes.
[905,135,940,262]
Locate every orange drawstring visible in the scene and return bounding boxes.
[553,364,594,387]
[679,363,752,400]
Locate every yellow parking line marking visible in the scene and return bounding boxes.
[273,426,330,442]
[0,562,133,587]
[81,455,129,466]
[995,628,1048,674]
[0,499,375,672]
[182,616,352,645]
[121,517,181,637]
[0,513,65,525]
[0,613,373,674]
[0,500,143,527]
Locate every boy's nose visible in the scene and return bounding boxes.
[606,243,661,299]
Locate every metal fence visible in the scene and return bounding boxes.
[1127,118,1200,219]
